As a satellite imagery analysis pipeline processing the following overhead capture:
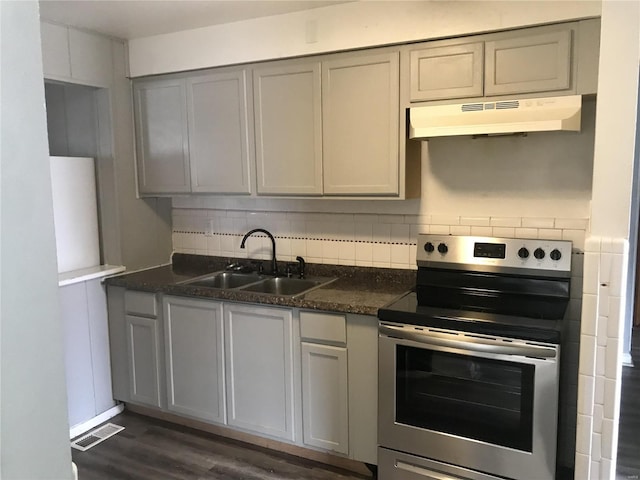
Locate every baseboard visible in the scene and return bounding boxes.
[622,352,634,367]
[69,403,125,439]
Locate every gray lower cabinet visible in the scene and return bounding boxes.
[301,343,349,455]
[322,51,400,196]
[224,303,296,441]
[124,290,164,408]
[163,296,226,423]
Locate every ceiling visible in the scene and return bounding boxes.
[38,0,352,40]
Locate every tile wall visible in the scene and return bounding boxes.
[173,207,588,469]
[575,236,628,480]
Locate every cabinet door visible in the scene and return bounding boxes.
[322,52,400,195]
[126,314,163,407]
[253,61,322,195]
[301,343,349,454]
[224,304,295,441]
[410,42,484,101]
[163,296,226,424]
[187,70,252,194]
[133,78,191,194]
[485,29,572,96]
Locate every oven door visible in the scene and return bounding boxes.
[379,323,559,480]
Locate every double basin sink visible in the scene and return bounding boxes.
[181,271,336,298]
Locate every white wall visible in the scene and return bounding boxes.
[129,0,601,77]
[0,2,73,478]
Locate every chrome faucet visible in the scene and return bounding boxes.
[240,228,278,276]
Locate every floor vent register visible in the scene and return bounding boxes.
[71,423,125,451]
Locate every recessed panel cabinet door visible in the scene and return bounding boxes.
[301,342,349,454]
[253,61,323,195]
[134,78,191,194]
[163,296,226,424]
[322,52,400,195]
[410,42,484,101]
[224,304,295,441]
[187,70,252,194]
[126,314,163,408]
[485,29,572,96]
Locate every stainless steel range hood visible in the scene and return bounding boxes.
[409,95,582,139]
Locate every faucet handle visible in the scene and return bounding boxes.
[295,256,306,279]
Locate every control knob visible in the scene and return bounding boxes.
[550,249,562,261]
[437,243,448,254]
[424,242,435,253]
[517,247,529,259]
[534,248,545,260]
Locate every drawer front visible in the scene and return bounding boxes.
[300,311,346,344]
[125,290,157,317]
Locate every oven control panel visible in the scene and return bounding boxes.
[417,234,572,273]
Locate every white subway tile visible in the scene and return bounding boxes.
[590,459,600,480]
[593,404,604,433]
[416,224,431,234]
[470,226,492,236]
[591,432,602,462]
[322,240,339,260]
[391,224,411,243]
[450,225,471,236]
[579,334,597,376]
[597,316,608,347]
[563,229,586,251]
[583,252,600,295]
[378,214,405,224]
[522,217,554,228]
[355,223,373,242]
[355,243,373,263]
[585,235,601,253]
[575,414,593,454]
[409,245,417,266]
[492,227,515,238]
[373,223,392,243]
[277,237,291,258]
[353,213,378,223]
[538,228,563,240]
[403,214,418,225]
[291,239,306,257]
[391,244,411,265]
[336,222,355,242]
[595,376,605,405]
[555,218,589,230]
[339,242,356,262]
[604,339,620,382]
[372,243,391,265]
[601,418,615,460]
[580,295,597,335]
[460,216,490,226]
[596,346,606,376]
[286,212,309,223]
[514,228,538,239]
[206,236,221,254]
[355,259,373,267]
[606,297,622,339]
[609,254,626,298]
[599,253,613,285]
[603,378,619,419]
[490,217,522,227]
[574,453,590,480]
[413,215,431,225]
[307,239,323,258]
[610,237,627,254]
[600,458,612,480]
[410,224,421,242]
[577,374,595,415]
[431,214,460,226]
[429,225,450,235]
[307,256,322,264]
[600,236,613,253]
[598,285,610,317]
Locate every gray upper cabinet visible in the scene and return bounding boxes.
[253,61,323,195]
[134,78,191,194]
[322,51,400,196]
[187,70,252,194]
[410,42,484,101]
[163,296,226,424]
[485,29,571,96]
[407,20,599,103]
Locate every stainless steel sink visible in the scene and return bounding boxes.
[183,271,264,289]
[239,276,335,297]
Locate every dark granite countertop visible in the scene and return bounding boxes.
[105,254,415,316]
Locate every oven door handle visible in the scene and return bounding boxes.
[379,325,557,358]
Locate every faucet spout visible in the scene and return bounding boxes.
[240,228,278,276]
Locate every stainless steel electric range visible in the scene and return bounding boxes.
[377,235,572,480]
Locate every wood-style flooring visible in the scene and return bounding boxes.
[71,412,370,480]
[617,327,640,479]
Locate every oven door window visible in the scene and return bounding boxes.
[396,345,535,451]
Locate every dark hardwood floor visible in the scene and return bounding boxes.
[617,327,640,479]
[71,412,370,480]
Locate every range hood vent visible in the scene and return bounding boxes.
[409,95,582,139]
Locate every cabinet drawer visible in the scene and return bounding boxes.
[300,311,346,344]
[125,290,157,317]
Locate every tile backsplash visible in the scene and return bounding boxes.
[172,208,588,269]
